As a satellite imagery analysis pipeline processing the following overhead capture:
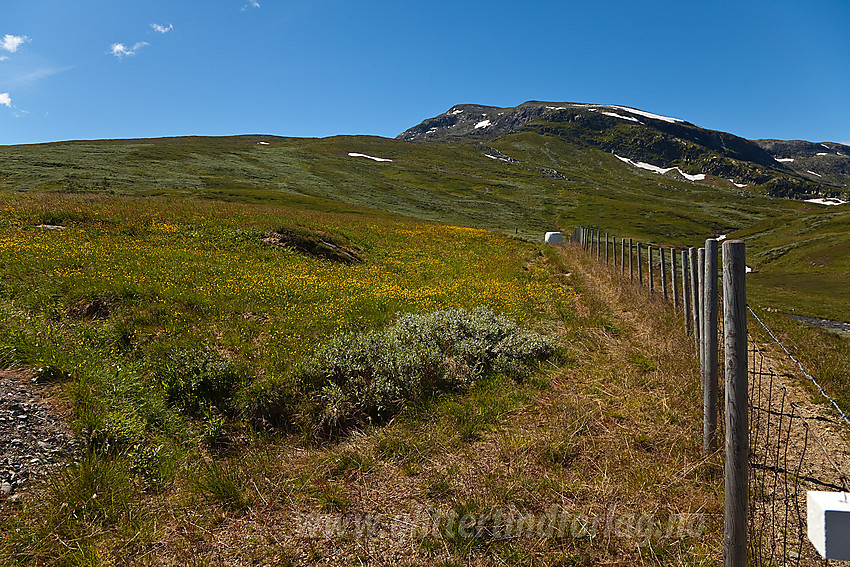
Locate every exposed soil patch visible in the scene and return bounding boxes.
[0,370,80,504]
[66,296,112,320]
[263,226,363,265]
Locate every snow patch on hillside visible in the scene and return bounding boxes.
[806,170,822,177]
[804,197,847,206]
[614,155,705,181]
[599,111,642,123]
[348,152,393,162]
[775,158,795,163]
[729,179,748,188]
[485,154,509,162]
[607,105,684,124]
[449,109,463,115]
[475,120,492,129]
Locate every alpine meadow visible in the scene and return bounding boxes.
[1,100,849,566]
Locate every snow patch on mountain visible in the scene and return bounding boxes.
[806,170,822,177]
[475,120,492,129]
[804,197,847,206]
[776,158,795,163]
[348,153,393,162]
[607,105,684,124]
[599,110,642,123]
[615,155,705,181]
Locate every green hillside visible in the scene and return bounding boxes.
[2,127,847,321]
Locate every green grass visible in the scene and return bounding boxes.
[5,131,848,323]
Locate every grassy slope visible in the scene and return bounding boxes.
[0,133,796,239]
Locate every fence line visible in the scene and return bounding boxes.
[569,225,849,566]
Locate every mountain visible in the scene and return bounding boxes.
[398,101,849,199]
[754,139,850,189]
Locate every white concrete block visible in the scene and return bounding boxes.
[544,232,563,245]
[807,491,850,560]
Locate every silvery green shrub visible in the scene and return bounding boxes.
[292,307,554,436]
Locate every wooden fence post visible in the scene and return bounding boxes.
[637,242,643,284]
[597,231,601,261]
[622,239,626,275]
[613,236,617,267]
[671,248,679,309]
[723,240,748,567]
[605,233,609,264]
[690,248,700,352]
[702,239,718,454]
[660,247,668,300]
[629,239,634,281]
[648,246,654,294]
[681,250,691,333]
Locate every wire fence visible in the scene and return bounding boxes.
[569,226,850,566]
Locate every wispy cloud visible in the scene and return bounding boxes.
[241,0,260,10]
[0,93,11,108]
[110,41,148,58]
[0,56,7,62]
[6,65,74,87]
[150,23,173,34]
[1,34,29,53]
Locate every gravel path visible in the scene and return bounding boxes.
[0,370,80,503]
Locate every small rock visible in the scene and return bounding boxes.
[0,482,11,496]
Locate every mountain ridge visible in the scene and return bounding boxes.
[398,101,850,197]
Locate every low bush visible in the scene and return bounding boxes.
[248,307,554,438]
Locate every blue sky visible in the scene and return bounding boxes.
[1,0,849,146]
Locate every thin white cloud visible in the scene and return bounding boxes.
[6,65,74,87]
[1,34,29,53]
[0,93,11,108]
[0,56,7,62]
[241,0,260,10]
[150,23,173,34]
[110,41,148,58]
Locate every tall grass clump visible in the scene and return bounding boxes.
[155,348,241,415]
[252,307,554,438]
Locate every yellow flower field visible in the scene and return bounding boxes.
[0,194,572,369]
